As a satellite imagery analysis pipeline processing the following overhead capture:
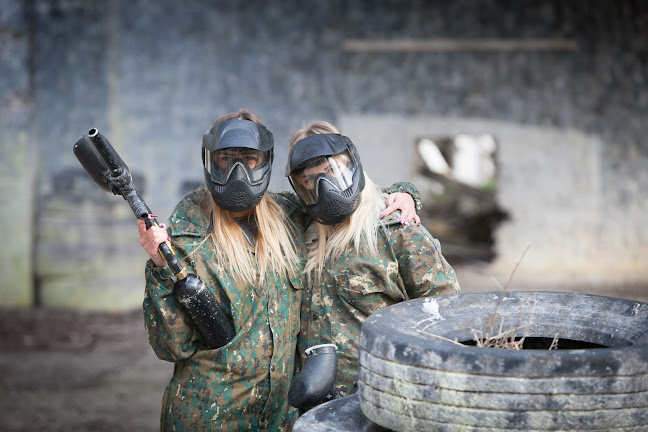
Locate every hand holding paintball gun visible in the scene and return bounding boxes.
[73,128,235,349]
[137,218,172,268]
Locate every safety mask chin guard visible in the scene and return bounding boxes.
[202,119,274,212]
[286,133,365,225]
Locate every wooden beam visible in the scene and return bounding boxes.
[342,38,579,53]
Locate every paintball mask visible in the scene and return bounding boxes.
[286,133,365,225]
[202,119,274,212]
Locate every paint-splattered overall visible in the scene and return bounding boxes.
[297,209,460,397]
[143,188,306,431]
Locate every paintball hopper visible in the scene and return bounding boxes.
[73,129,129,195]
[73,129,149,219]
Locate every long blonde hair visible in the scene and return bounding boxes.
[290,121,384,277]
[202,110,300,284]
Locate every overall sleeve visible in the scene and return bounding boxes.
[391,224,460,299]
[142,259,200,362]
[383,181,422,212]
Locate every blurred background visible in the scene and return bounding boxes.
[1,0,647,430]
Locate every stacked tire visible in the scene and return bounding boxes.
[359,291,648,431]
[294,291,648,431]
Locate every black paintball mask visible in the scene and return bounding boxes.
[202,119,274,212]
[286,133,365,225]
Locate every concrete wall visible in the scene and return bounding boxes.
[0,1,33,307]
[1,0,647,309]
[342,115,648,286]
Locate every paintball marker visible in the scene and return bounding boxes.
[73,128,235,349]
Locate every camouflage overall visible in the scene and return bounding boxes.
[143,188,306,431]
[297,210,460,397]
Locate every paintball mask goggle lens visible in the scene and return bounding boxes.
[203,147,272,185]
[290,150,355,205]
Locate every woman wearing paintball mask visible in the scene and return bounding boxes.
[137,110,420,431]
[286,121,461,398]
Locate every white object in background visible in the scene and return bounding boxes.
[453,134,496,187]
[418,138,451,176]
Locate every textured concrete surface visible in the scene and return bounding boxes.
[2,0,648,309]
[342,115,648,283]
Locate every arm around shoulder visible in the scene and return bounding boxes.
[384,182,422,212]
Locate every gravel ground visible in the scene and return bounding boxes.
[0,308,172,432]
[1,264,646,432]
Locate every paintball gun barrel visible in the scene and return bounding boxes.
[73,128,235,349]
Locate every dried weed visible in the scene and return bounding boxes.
[473,245,559,351]
[420,244,560,350]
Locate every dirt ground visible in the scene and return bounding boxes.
[0,308,172,432]
[1,264,647,432]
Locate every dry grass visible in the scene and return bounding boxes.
[474,244,559,351]
[420,244,559,351]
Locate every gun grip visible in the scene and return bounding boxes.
[289,344,338,412]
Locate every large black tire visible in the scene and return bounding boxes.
[359,291,648,432]
[292,394,389,432]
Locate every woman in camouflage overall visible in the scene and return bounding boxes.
[286,121,461,398]
[138,110,420,431]
[138,110,306,431]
